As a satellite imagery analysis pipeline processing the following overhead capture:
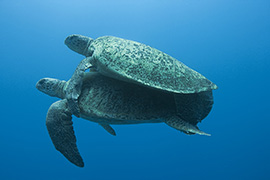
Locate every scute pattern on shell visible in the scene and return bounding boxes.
[78,73,175,124]
[90,36,217,94]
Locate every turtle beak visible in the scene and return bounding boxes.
[36,78,46,92]
[65,34,93,56]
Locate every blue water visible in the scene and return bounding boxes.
[1,0,269,179]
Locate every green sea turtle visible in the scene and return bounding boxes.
[36,72,213,167]
[64,35,218,117]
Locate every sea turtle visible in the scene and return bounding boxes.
[36,72,213,167]
[64,35,218,117]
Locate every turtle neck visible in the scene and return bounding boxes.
[55,80,67,99]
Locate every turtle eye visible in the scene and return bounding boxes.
[36,78,53,92]
[36,79,47,90]
[38,79,45,85]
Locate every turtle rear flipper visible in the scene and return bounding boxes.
[165,116,211,136]
[99,123,116,136]
[174,90,214,125]
[46,99,84,167]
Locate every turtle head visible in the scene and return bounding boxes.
[65,34,93,56]
[36,78,66,99]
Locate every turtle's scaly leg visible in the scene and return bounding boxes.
[66,57,93,117]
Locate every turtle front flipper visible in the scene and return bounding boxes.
[46,99,84,167]
[66,57,94,117]
[165,116,211,136]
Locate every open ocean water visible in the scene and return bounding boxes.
[0,0,269,179]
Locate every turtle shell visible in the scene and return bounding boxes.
[90,36,217,94]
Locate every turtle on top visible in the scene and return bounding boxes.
[36,34,218,167]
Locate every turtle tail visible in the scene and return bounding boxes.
[165,115,211,136]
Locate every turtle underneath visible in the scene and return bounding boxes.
[36,72,213,167]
